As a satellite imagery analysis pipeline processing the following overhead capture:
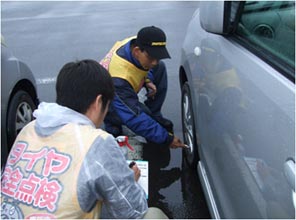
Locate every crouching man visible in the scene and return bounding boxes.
[1,59,167,219]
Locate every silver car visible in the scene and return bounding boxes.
[1,36,39,167]
[179,1,295,218]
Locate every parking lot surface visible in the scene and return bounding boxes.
[1,2,210,218]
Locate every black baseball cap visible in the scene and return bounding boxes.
[136,26,171,60]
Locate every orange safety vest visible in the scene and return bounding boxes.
[1,121,105,219]
[100,36,148,93]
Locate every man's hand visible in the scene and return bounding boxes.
[169,136,187,149]
[146,82,157,98]
[129,161,141,182]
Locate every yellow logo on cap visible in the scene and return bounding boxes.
[151,42,166,46]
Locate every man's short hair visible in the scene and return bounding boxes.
[56,59,114,114]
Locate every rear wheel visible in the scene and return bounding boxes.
[7,90,36,149]
[181,82,199,169]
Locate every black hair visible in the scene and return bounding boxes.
[56,59,114,114]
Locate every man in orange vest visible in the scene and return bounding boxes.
[1,59,167,219]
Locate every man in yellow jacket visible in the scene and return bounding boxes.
[1,59,167,219]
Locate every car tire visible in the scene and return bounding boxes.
[181,82,199,169]
[7,90,36,149]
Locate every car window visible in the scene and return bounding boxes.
[236,1,295,79]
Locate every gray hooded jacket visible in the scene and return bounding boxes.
[33,102,148,218]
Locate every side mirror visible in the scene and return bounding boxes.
[200,1,244,35]
[200,1,225,34]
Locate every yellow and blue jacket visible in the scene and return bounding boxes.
[100,37,173,145]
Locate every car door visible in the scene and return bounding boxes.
[193,1,295,218]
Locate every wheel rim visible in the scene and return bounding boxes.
[15,101,33,133]
[182,91,195,162]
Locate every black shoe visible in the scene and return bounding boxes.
[155,116,174,133]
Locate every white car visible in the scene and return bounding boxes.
[179,1,295,218]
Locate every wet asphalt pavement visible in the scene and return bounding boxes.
[143,141,210,219]
[2,1,210,218]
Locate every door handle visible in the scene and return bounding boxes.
[284,159,295,208]
[284,159,295,191]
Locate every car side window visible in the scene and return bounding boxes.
[236,1,295,79]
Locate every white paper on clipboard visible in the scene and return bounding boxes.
[127,160,149,198]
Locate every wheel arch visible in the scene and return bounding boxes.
[179,66,188,89]
[8,79,39,108]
